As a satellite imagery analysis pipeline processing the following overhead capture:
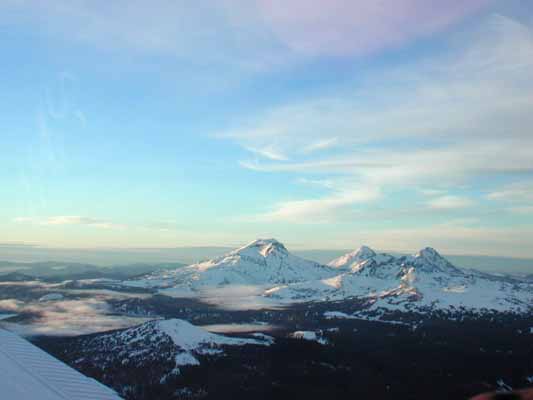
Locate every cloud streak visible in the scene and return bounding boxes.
[223,15,533,223]
[226,16,533,154]
[14,216,126,230]
[257,0,490,56]
[427,195,475,210]
[0,0,283,70]
[487,181,533,203]
[0,0,492,66]
[250,187,381,223]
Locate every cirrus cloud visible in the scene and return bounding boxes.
[249,186,381,223]
[487,181,533,203]
[257,0,490,56]
[0,0,492,66]
[14,216,126,230]
[223,15,533,223]
[427,195,475,210]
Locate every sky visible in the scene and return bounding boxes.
[1,0,533,257]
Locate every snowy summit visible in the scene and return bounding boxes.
[126,238,336,292]
[124,240,533,315]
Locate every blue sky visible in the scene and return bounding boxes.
[1,0,533,257]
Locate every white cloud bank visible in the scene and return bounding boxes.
[0,291,151,337]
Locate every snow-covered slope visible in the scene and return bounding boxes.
[327,245,377,269]
[68,319,271,382]
[123,240,532,315]
[267,247,533,314]
[125,239,336,293]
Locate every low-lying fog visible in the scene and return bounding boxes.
[0,282,153,336]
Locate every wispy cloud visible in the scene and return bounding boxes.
[12,216,192,235]
[257,0,490,56]
[14,216,126,230]
[248,187,381,223]
[302,138,339,154]
[227,16,533,159]
[0,0,492,68]
[427,195,474,210]
[487,181,533,216]
[0,0,284,72]
[487,181,533,202]
[223,15,533,222]
[419,188,449,197]
[243,145,288,161]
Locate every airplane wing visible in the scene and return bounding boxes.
[0,329,122,400]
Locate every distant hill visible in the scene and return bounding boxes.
[0,260,185,282]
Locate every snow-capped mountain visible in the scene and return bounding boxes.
[125,239,337,293]
[123,240,532,315]
[267,246,533,314]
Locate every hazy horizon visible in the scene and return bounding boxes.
[1,242,532,274]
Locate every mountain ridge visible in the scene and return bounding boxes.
[123,239,532,315]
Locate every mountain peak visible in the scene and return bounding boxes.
[416,246,441,259]
[328,245,376,269]
[355,245,376,259]
[411,247,463,274]
[237,238,289,257]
